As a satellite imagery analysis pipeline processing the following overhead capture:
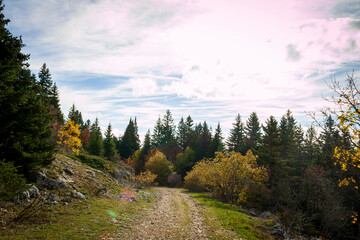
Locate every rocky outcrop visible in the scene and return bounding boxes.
[71,190,86,200]
[36,171,69,190]
[27,184,40,198]
[15,184,40,202]
[112,169,131,180]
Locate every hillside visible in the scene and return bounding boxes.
[0,153,157,239]
[0,153,281,240]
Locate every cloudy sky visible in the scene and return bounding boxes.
[4,0,360,140]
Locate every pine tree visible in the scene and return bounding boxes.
[209,122,224,157]
[304,126,319,166]
[279,110,297,160]
[278,110,304,177]
[38,63,53,96]
[49,83,64,124]
[68,104,84,127]
[227,114,245,153]
[177,117,187,150]
[259,116,281,185]
[135,130,151,175]
[0,2,55,179]
[185,115,195,149]
[87,118,103,156]
[245,112,261,152]
[119,118,140,159]
[38,65,64,138]
[151,116,163,147]
[103,123,117,160]
[318,115,341,174]
[198,121,212,160]
[162,110,176,144]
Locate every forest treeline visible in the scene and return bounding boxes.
[1,1,359,239]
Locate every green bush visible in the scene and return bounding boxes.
[0,160,27,200]
[145,150,173,186]
[75,153,106,171]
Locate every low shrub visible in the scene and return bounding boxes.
[75,153,106,171]
[132,170,157,188]
[145,150,173,186]
[0,160,27,200]
[184,151,268,204]
[168,173,182,187]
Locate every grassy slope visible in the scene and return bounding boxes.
[0,153,157,240]
[186,191,275,240]
[1,195,155,240]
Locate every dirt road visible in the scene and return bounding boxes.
[112,188,239,240]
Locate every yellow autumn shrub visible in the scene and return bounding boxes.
[184,151,268,204]
[57,120,82,155]
[132,170,157,188]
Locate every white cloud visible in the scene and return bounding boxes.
[4,0,360,141]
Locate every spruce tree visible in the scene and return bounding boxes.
[198,121,212,160]
[161,110,176,144]
[135,130,151,175]
[38,63,53,96]
[0,2,55,179]
[49,83,64,124]
[177,117,187,150]
[185,115,195,149]
[244,112,261,152]
[318,115,341,174]
[151,116,163,147]
[227,114,245,153]
[103,123,117,160]
[279,110,297,160]
[68,104,84,127]
[119,118,140,159]
[259,116,281,185]
[88,118,103,156]
[209,122,224,157]
[303,126,319,166]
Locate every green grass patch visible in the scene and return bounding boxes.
[0,192,156,240]
[185,191,275,240]
[72,153,106,171]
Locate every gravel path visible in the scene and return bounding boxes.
[104,187,239,240]
[117,187,208,240]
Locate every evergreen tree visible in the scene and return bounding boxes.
[175,147,196,178]
[279,110,297,160]
[227,114,245,153]
[0,2,55,179]
[135,130,151,175]
[177,117,187,150]
[38,63,53,96]
[161,110,176,144]
[38,64,64,133]
[68,104,83,127]
[49,83,64,124]
[185,115,195,149]
[119,118,140,159]
[303,126,319,166]
[245,112,261,152]
[196,121,212,160]
[209,122,224,157]
[258,116,281,185]
[103,122,117,160]
[151,116,163,147]
[88,118,103,156]
[318,115,341,174]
